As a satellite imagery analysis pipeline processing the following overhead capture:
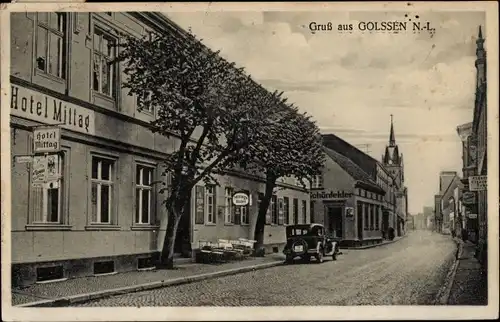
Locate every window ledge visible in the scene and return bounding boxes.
[92,90,116,104]
[34,69,65,84]
[205,223,217,226]
[85,225,121,231]
[224,223,234,226]
[131,225,160,231]
[26,224,73,231]
[240,223,250,226]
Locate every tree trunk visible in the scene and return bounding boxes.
[253,174,277,251]
[157,188,189,269]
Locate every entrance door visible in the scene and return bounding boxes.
[327,207,343,238]
[174,195,192,257]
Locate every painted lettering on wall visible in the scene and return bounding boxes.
[10,85,95,135]
[311,191,353,199]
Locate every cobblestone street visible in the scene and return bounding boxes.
[75,231,456,306]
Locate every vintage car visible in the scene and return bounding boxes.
[283,223,341,264]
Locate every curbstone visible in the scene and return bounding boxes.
[16,261,283,308]
[434,238,464,305]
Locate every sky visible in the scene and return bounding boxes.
[166,10,485,214]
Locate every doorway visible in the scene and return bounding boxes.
[174,195,192,257]
[357,202,363,240]
[326,206,343,238]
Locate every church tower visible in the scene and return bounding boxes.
[382,115,404,186]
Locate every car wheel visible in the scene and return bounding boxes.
[316,249,324,263]
[332,252,337,261]
[285,256,294,264]
[301,255,311,263]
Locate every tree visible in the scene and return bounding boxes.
[238,103,325,249]
[117,30,283,268]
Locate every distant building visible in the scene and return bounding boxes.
[439,172,462,235]
[381,116,409,236]
[310,147,386,247]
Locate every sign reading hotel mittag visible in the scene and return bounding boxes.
[311,190,353,200]
[33,126,61,153]
[11,85,95,135]
[232,192,250,206]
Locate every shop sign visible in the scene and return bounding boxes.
[345,207,354,218]
[311,190,353,200]
[15,155,33,163]
[232,192,249,206]
[469,176,487,191]
[10,85,95,135]
[33,126,61,153]
[462,191,476,205]
[468,213,478,219]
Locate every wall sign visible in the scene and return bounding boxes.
[345,207,354,218]
[11,85,96,135]
[462,191,476,205]
[469,176,487,191]
[311,190,353,200]
[194,186,205,224]
[232,192,249,206]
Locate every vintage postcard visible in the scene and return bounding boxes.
[1,1,498,321]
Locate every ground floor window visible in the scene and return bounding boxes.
[302,200,307,224]
[91,156,115,224]
[31,153,65,224]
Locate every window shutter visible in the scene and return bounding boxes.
[194,185,205,224]
[265,204,272,225]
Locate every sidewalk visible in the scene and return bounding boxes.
[447,240,488,305]
[12,254,285,307]
[344,234,407,250]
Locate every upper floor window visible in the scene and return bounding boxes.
[137,92,154,115]
[36,12,67,79]
[92,27,117,98]
[311,174,324,189]
[283,197,290,225]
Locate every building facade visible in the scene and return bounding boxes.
[438,172,461,235]
[10,12,310,287]
[310,148,386,247]
[320,133,402,241]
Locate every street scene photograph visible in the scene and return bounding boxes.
[1,2,498,321]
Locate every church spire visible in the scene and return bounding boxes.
[389,114,396,146]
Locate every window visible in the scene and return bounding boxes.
[91,157,114,224]
[293,198,299,224]
[375,206,380,230]
[36,12,67,79]
[135,165,154,224]
[32,154,65,223]
[93,27,117,97]
[311,174,323,189]
[370,204,375,230]
[283,197,290,225]
[206,185,216,224]
[271,195,278,224]
[302,200,307,224]
[241,204,249,225]
[137,92,154,114]
[363,203,369,230]
[225,187,234,224]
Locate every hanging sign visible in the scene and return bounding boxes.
[15,155,33,163]
[462,191,476,205]
[33,126,61,153]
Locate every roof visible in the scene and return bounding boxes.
[322,134,379,179]
[323,147,385,194]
